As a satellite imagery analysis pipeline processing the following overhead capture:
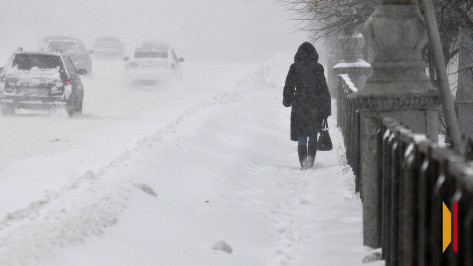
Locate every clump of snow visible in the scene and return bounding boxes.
[354,32,364,38]
[212,241,233,254]
[5,66,62,87]
[362,248,383,264]
[134,183,157,197]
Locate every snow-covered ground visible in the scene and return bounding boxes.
[0,55,380,265]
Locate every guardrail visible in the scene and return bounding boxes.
[338,73,473,265]
[337,74,361,194]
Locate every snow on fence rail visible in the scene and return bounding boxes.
[338,73,473,265]
[337,74,361,193]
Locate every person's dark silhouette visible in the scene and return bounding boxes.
[283,42,331,169]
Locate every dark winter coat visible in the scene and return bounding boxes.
[283,42,331,141]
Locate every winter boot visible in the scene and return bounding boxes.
[298,145,308,169]
[307,142,317,168]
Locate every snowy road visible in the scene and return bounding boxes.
[0,59,256,217]
[0,56,379,265]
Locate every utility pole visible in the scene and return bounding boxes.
[421,0,465,155]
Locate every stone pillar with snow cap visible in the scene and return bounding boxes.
[350,0,440,261]
[333,33,371,90]
[334,33,371,128]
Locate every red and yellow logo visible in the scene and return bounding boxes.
[443,201,458,253]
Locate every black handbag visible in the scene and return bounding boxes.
[317,118,333,151]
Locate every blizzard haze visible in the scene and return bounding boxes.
[0,0,370,265]
[0,0,308,62]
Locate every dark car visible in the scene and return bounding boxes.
[0,50,86,117]
[37,35,71,51]
[92,37,125,58]
[43,36,92,75]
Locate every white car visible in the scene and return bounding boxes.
[92,37,125,59]
[124,42,183,87]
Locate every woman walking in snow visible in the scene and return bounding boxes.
[283,42,331,169]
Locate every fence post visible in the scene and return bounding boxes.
[351,0,440,250]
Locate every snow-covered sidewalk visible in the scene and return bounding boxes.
[0,55,378,265]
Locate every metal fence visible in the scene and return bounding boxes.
[379,117,473,265]
[338,74,473,265]
[337,74,361,194]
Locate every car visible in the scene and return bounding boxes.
[37,35,71,51]
[43,36,92,75]
[92,37,125,58]
[124,42,184,87]
[0,49,86,117]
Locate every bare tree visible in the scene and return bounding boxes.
[280,0,376,43]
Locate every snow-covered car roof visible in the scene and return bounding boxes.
[12,50,63,57]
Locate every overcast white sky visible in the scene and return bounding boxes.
[0,0,312,62]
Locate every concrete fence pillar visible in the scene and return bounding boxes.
[334,33,371,128]
[327,53,337,98]
[351,0,440,252]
